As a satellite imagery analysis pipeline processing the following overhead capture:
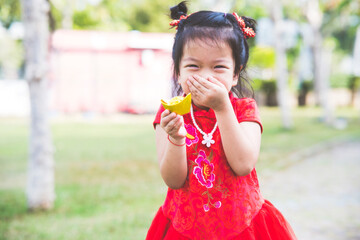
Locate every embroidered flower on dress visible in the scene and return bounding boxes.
[203,198,221,212]
[193,150,215,188]
[213,201,222,208]
[203,204,210,212]
[185,124,199,146]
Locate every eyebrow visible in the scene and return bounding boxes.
[182,57,232,64]
[182,57,198,62]
[213,59,232,64]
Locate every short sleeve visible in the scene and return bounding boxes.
[153,104,165,129]
[234,98,263,133]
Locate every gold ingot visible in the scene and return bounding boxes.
[161,93,191,116]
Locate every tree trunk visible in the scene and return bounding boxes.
[312,26,322,106]
[22,0,55,211]
[305,0,334,124]
[269,1,293,129]
[318,47,334,124]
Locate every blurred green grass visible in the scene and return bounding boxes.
[0,107,359,240]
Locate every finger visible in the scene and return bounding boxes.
[161,110,174,123]
[168,115,183,135]
[207,76,225,88]
[187,78,204,97]
[160,111,176,128]
[188,76,208,94]
[161,109,173,120]
[173,117,183,131]
[193,75,215,89]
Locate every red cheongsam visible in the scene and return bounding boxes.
[146,94,297,240]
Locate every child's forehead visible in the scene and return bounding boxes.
[182,38,234,62]
[184,38,230,50]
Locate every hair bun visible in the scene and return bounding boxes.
[170,1,188,20]
[241,16,257,32]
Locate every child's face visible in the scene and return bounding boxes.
[178,39,238,94]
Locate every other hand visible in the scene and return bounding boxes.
[160,109,187,141]
[187,74,228,111]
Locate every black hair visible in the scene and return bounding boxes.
[170,1,256,98]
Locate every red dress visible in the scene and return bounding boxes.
[147,94,297,240]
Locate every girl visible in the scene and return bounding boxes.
[146,2,297,239]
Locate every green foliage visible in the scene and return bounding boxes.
[321,0,360,54]
[348,75,360,91]
[261,79,278,106]
[49,1,64,31]
[252,78,262,91]
[0,0,21,29]
[74,0,131,31]
[0,35,23,78]
[299,80,313,92]
[286,40,301,70]
[121,0,173,32]
[249,46,276,69]
[298,80,313,106]
[332,25,359,54]
[261,79,276,93]
[232,0,267,20]
[57,0,174,32]
[73,7,100,30]
[330,73,351,88]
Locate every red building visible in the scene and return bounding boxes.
[49,30,174,114]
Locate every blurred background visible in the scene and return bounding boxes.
[0,0,359,239]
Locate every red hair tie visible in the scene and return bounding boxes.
[232,12,255,38]
[169,14,191,29]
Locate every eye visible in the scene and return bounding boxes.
[215,65,227,69]
[186,64,198,68]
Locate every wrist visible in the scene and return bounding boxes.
[168,135,186,146]
[213,97,232,113]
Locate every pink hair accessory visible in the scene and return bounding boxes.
[232,12,255,38]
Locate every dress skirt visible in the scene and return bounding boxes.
[146,200,297,240]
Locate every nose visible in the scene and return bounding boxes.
[198,68,213,80]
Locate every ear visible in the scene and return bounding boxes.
[232,74,239,86]
[232,65,243,86]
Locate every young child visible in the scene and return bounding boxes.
[146,2,297,239]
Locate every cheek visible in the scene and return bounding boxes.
[180,83,190,94]
[218,73,237,88]
[178,72,192,85]
[178,73,186,85]
[178,75,190,93]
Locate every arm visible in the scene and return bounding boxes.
[187,75,261,176]
[213,99,261,176]
[155,110,188,189]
